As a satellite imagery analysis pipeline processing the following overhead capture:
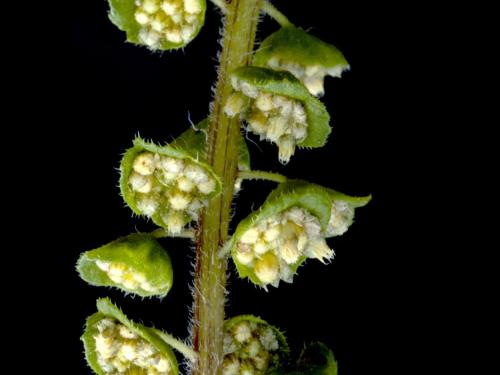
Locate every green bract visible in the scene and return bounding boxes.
[223,315,288,375]
[229,180,370,288]
[77,233,173,298]
[225,66,330,164]
[108,0,206,50]
[269,342,337,375]
[173,119,251,191]
[120,135,222,234]
[82,298,179,375]
[254,26,349,96]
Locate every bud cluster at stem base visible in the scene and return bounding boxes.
[225,77,308,164]
[93,318,174,375]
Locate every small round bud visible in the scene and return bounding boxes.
[253,240,268,255]
[184,164,208,184]
[142,0,159,14]
[132,152,156,175]
[254,252,279,284]
[177,176,195,192]
[263,226,280,242]
[168,192,191,210]
[159,156,184,174]
[184,0,202,13]
[236,243,254,265]
[255,92,274,112]
[136,195,159,217]
[197,178,216,195]
[240,228,260,244]
[135,11,150,25]
[234,322,252,343]
[129,173,153,193]
[222,355,240,375]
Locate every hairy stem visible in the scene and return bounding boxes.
[150,228,195,239]
[191,1,263,374]
[262,0,294,27]
[238,170,288,183]
[156,331,198,363]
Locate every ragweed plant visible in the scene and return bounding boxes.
[78,1,370,374]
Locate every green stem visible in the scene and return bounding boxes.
[238,170,288,183]
[150,228,195,239]
[262,1,294,27]
[191,1,263,374]
[156,331,198,363]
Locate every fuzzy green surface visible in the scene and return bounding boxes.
[77,233,173,297]
[108,0,207,50]
[253,26,349,71]
[174,119,251,171]
[231,66,331,148]
[119,136,222,228]
[225,314,289,370]
[82,298,179,375]
[230,180,370,285]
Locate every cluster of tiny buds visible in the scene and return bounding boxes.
[96,260,158,293]
[225,77,308,164]
[235,207,334,287]
[94,318,173,374]
[134,0,203,48]
[266,57,346,97]
[128,151,216,233]
[222,320,280,375]
[326,200,354,236]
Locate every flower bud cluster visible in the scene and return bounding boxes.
[95,260,158,294]
[134,0,204,48]
[222,320,281,375]
[225,77,308,164]
[234,207,333,287]
[93,318,174,374]
[128,151,216,233]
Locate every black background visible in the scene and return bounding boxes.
[31,0,432,373]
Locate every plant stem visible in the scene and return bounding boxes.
[238,170,288,183]
[191,1,263,374]
[150,228,195,239]
[262,0,294,27]
[156,331,198,363]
